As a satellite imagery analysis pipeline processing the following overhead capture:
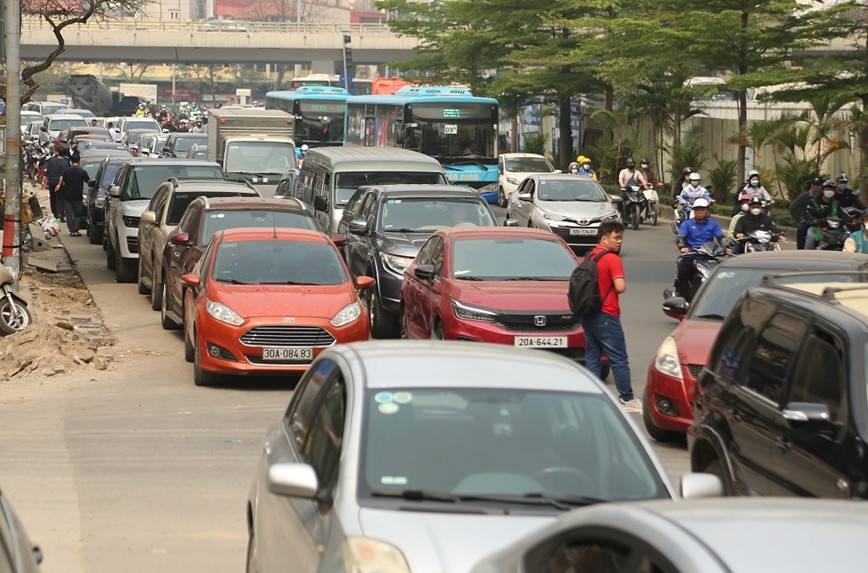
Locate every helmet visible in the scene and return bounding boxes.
[737,191,752,202]
[861,208,868,220]
[625,157,636,166]
[837,172,848,183]
[301,144,309,152]
[747,169,760,179]
[576,155,587,163]
[688,172,701,182]
[693,198,710,208]
[682,167,693,176]
[823,179,835,188]
[748,195,763,205]
[568,162,580,172]
[640,158,649,165]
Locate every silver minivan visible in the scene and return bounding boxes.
[295,147,448,233]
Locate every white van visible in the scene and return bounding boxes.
[295,147,448,233]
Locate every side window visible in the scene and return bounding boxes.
[286,359,337,446]
[298,167,315,205]
[429,237,445,273]
[416,236,437,266]
[355,192,376,225]
[788,329,846,423]
[176,203,197,233]
[525,179,536,196]
[198,239,216,288]
[742,311,808,404]
[151,188,168,220]
[302,375,347,487]
[344,188,366,217]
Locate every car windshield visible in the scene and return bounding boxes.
[690,267,866,319]
[173,134,207,154]
[361,388,668,504]
[201,210,318,245]
[537,179,608,202]
[50,118,89,132]
[334,172,446,207]
[212,239,346,286]
[125,165,223,200]
[451,237,576,280]
[41,104,67,115]
[504,157,554,173]
[224,141,296,175]
[380,198,495,232]
[124,119,160,132]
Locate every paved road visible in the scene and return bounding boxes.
[0,210,690,573]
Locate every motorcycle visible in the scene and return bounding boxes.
[737,229,783,253]
[24,143,47,183]
[663,242,727,304]
[0,265,31,335]
[621,185,649,230]
[816,216,848,251]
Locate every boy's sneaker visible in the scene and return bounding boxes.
[619,397,643,413]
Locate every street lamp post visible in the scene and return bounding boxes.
[2,0,22,282]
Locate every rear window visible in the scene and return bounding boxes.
[167,192,252,225]
[173,134,207,153]
[201,209,317,245]
[334,171,446,206]
[124,165,223,200]
[212,239,346,286]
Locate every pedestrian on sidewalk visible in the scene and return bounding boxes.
[55,156,90,237]
[579,220,642,412]
[45,146,70,222]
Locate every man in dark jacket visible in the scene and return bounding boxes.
[734,196,785,250]
[44,146,70,221]
[55,156,90,236]
[805,180,841,250]
[835,173,864,209]
[790,177,822,249]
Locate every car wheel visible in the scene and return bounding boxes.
[642,389,683,443]
[88,222,102,245]
[246,530,259,573]
[368,286,398,339]
[150,266,163,311]
[160,281,179,330]
[498,187,507,208]
[399,305,410,340]
[106,237,116,270]
[183,307,194,363]
[431,320,444,340]
[137,254,150,295]
[193,331,217,387]
[116,248,137,283]
[703,459,731,496]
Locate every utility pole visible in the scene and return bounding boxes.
[2,0,22,282]
[342,34,352,92]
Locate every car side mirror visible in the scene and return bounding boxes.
[348,219,368,235]
[140,210,157,226]
[313,195,329,212]
[108,184,121,198]
[180,273,201,288]
[504,219,519,227]
[414,264,434,282]
[517,192,532,202]
[552,169,562,174]
[140,149,150,156]
[266,463,319,499]
[662,296,688,320]
[170,232,191,246]
[782,402,832,425]
[679,472,723,499]
[330,233,347,247]
[355,275,375,290]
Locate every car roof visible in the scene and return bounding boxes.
[718,250,868,270]
[197,196,308,211]
[533,173,600,182]
[370,185,484,198]
[125,158,220,167]
[304,147,444,171]
[217,227,328,243]
[762,279,868,318]
[499,153,549,159]
[442,227,565,241]
[331,340,605,394]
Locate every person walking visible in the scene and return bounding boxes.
[55,156,90,237]
[45,146,70,221]
[579,220,641,412]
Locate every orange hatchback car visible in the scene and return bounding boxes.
[181,228,374,385]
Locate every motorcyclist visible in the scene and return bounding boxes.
[843,209,868,254]
[639,158,659,187]
[790,177,823,249]
[577,156,597,181]
[674,198,729,299]
[834,172,864,209]
[739,170,774,205]
[734,196,785,248]
[677,172,712,219]
[618,158,648,215]
[677,167,693,197]
[804,180,841,250]
[568,162,580,175]
[727,191,753,245]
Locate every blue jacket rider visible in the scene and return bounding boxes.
[674,198,728,300]
[678,172,711,216]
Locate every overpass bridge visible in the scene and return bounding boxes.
[19,18,420,73]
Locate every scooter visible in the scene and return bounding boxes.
[0,265,31,335]
[621,185,649,230]
[737,229,783,253]
[662,242,727,303]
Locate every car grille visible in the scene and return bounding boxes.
[497,312,580,333]
[126,236,138,253]
[240,326,335,347]
[687,364,704,380]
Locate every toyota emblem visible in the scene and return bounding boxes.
[534,315,547,327]
[579,218,589,225]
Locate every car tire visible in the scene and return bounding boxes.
[106,237,116,270]
[150,267,163,311]
[88,222,102,245]
[498,187,507,208]
[160,281,179,330]
[703,459,731,496]
[246,531,258,573]
[183,310,194,363]
[193,331,218,387]
[368,286,398,339]
[431,320,444,340]
[137,255,150,295]
[642,389,683,443]
[116,248,137,283]
[399,304,410,340]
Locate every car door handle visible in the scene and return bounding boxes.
[776,436,791,453]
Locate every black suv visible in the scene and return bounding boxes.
[336,185,498,338]
[85,151,132,245]
[160,132,208,158]
[690,271,868,499]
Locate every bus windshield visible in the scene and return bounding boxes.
[403,102,496,162]
[296,101,346,145]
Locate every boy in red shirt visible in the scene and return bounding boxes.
[580,220,641,412]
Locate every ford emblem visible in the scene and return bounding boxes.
[282,317,296,323]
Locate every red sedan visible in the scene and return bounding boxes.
[181,228,373,386]
[400,227,605,372]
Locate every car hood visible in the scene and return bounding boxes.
[672,318,724,365]
[451,280,570,311]
[537,200,615,221]
[378,232,431,258]
[358,507,551,573]
[119,199,150,217]
[211,282,353,319]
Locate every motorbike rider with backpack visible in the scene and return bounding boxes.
[673,198,730,300]
[618,158,648,217]
[805,180,841,250]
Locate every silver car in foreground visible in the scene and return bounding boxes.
[471,498,868,573]
[246,341,719,573]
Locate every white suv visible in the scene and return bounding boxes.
[105,159,224,283]
[497,153,556,207]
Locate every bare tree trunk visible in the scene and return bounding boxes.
[559,94,572,171]
[511,115,519,153]
[737,87,747,189]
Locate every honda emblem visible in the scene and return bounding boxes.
[534,315,546,327]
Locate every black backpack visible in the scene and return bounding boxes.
[568,250,615,316]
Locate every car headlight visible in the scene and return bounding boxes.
[343,537,410,573]
[603,210,620,221]
[654,336,683,380]
[331,302,362,327]
[205,299,245,326]
[380,253,413,275]
[452,300,497,322]
[122,215,141,227]
[506,176,520,185]
[541,210,566,221]
[95,198,105,209]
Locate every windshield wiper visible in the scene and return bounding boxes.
[370,489,602,511]
[386,228,424,233]
[454,275,486,281]
[695,313,726,320]
[259,281,318,286]
[216,278,250,284]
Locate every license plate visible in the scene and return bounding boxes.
[569,228,597,236]
[262,347,313,361]
[514,336,568,348]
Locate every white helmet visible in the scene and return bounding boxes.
[301,144,309,152]
[688,172,701,182]
[692,198,710,208]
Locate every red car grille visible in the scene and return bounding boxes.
[687,364,704,380]
[240,326,335,347]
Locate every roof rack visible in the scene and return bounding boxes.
[761,270,868,285]
[819,284,868,301]
[166,177,257,191]
[760,271,868,302]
